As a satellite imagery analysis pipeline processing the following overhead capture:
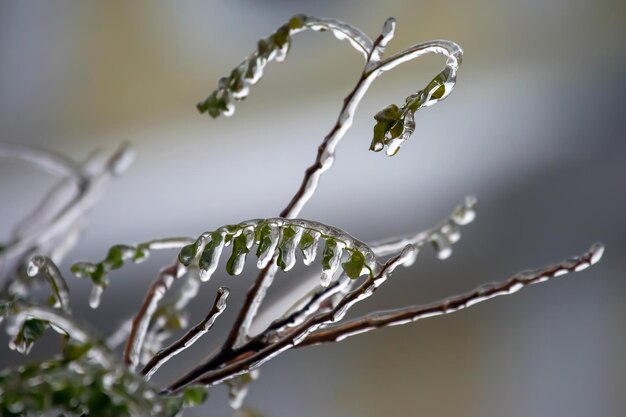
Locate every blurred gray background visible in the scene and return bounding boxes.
[1,1,625,416]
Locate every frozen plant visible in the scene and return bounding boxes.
[0,14,604,416]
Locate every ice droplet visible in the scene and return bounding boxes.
[430,233,452,260]
[301,230,321,266]
[452,196,477,225]
[89,285,104,309]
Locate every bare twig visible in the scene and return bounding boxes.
[299,243,605,347]
[141,287,229,380]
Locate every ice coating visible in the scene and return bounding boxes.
[141,288,229,380]
[300,243,606,347]
[199,231,227,282]
[179,218,380,287]
[26,255,71,313]
[89,285,104,309]
[279,226,304,272]
[320,240,344,287]
[71,237,192,307]
[301,230,321,266]
[197,14,373,119]
[257,224,280,269]
[370,196,478,261]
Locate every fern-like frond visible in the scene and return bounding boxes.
[178,218,381,287]
[196,14,373,118]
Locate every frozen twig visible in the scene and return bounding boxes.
[167,246,415,391]
[224,18,403,351]
[141,287,228,380]
[123,262,182,370]
[299,243,605,347]
[0,143,134,278]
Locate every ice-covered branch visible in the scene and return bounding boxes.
[370,196,477,261]
[72,237,193,308]
[299,243,605,347]
[0,142,88,187]
[196,15,373,118]
[166,246,415,391]
[0,143,134,280]
[123,262,182,370]
[141,287,229,380]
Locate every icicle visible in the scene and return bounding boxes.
[300,230,321,266]
[198,231,227,282]
[320,240,344,287]
[257,224,280,269]
[279,226,304,272]
[89,285,104,309]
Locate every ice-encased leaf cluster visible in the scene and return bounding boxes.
[0,345,208,417]
[178,218,380,287]
[196,15,306,118]
[369,66,456,156]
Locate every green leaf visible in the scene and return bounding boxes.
[106,245,129,270]
[182,386,209,407]
[257,39,272,58]
[62,342,92,361]
[255,224,273,257]
[389,119,404,139]
[91,264,106,287]
[288,14,306,30]
[13,319,47,354]
[322,238,337,271]
[178,243,197,266]
[226,233,250,275]
[271,24,290,48]
[370,120,391,151]
[342,251,366,279]
[199,232,224,271]
[374,104,401,122]
[277,227,296,270]
[298,232,315,261]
